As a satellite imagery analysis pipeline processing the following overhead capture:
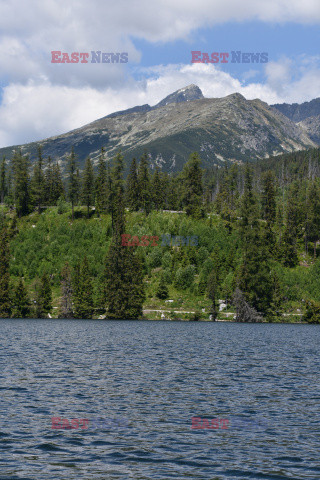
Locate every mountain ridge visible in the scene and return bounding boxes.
[0,85,319,174]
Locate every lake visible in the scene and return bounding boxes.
[0,319,319,479]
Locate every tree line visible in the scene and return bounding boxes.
[0,146,319,322]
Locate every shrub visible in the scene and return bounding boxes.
[57,197,70,214]
[147,248,162,268]
[162,251,172,269]
[174,265,196,290]
[156,275,169,300]
[303,300,320,324]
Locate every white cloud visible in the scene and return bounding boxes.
[0,0,320,88]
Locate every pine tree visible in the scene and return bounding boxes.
[156,275,169,299]
[67,147,77,220]
[152,167,164,210]
[31,145,45,212]
[182,152,204,218]
[280,182,301,267]
[137,152,151,214]
[34,273,52,318]
[166,174,180,210]
[75,168,81,205]
[12,150,30,217]
[6,167,13,206]
[51,163,65,204]
[232,288,262,322]
[105,152,145,319]
[0,226,11,317]
[307,180,320,260]
[72,256,94,318]
[126,157,139,211]
[261,170,276,249]
[0,157,7,204]
[95,147,107,217]
[261,170,276,226]
[207,269,218,321]
[81,157,94,218]
[44,156,54,205]
[59,262,73,318]
[11,279,31,318]
[238,165,273,316]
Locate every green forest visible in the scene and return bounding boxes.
[0,146,320,323]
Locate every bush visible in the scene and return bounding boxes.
[303,300,320,324]
[174,265,196,290]
[156,275,169,300]
[57,197,70,214]
[147,248,162,268]
[162,268,172,284]
[197,247,209,266]
[190,310,201,321]
[162,251,172,269]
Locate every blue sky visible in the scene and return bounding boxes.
[133,22,320,85]
[0,0,319,147]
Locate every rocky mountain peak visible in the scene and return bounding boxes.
[154,84,204,108]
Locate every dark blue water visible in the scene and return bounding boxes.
[0,320,319,480]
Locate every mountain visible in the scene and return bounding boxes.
[298,116,320,145]
[0,86,318,174]
[271,98,320,122]
[154,84,204,107]
[271,97,320,149]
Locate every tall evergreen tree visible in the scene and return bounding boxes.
[280,182,301,267]
[52,163,65,204]
[137,152,151,214]
[307,180,320,260]
[6,167,13,206]
[72,256,94,318]
[207,269,218,321]
[44,156,54,205]
[11,279,31,318]
[156,274,169,299]
[238,165,273,316]
[95,147,107,217]
[0,157,7,204]
[152,167,164,210]
[182,152,204,218]
[81,157,94,218]
[34,273,52,318]
[105,152,145,319]
[261,170,276,225]
[12,150,30,217]
[67,147,77,220]
[126,157,139,211]
[31,145,45,212]
[59,262,73,318]
[0,226,11,317]
[261,170,277,249]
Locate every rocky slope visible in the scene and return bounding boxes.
[0,85,317,173]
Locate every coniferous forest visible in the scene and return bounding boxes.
[0,146,320,322]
